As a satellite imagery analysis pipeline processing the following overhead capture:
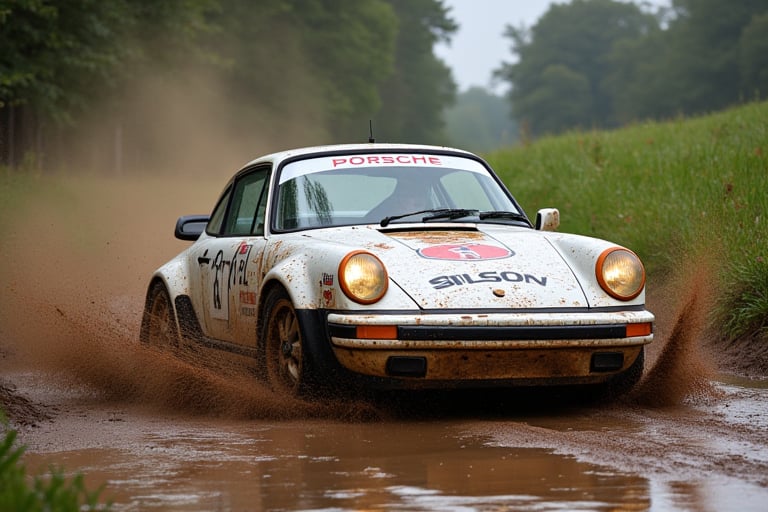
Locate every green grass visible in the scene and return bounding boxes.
[486,101,768,342]
[0,415,110,511]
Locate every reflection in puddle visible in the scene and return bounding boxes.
[24,421,650,511]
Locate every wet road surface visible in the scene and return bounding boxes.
[11,368,768,512]
[3,176,767,511]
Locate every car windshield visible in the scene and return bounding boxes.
[273,153,524,231]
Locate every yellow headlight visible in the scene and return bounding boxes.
[596,247,646,300]
[338,251,388,304]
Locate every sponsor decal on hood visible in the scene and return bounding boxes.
[418,243,513,261]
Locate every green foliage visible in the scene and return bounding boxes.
[444,87,518,152]
[0,422,110,511]
[0,0,218,120]
[375,0,457,144]
[203,0,399,142]
[1,0,455,168]
[496,0,657,135]
[485,101,768,342]
[497,0,768,137]
[739,12,768,99]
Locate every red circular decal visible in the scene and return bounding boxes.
[418,243,512,260]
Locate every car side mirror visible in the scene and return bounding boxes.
[174,215,210,241]
[535,208,560,231]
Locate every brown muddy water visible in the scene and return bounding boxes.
[2,176,768,511]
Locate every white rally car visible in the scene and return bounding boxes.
[140,143,654,397]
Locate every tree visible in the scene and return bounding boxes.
[0,0,216,120]
[0,0,217,168]
[495,0,659,135]
[658,0,768,114]
[0,0,456,170]
[375,0,457,144]
[739,12,768,100]
[444,87,518,152]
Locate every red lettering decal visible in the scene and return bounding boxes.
[332,158,347,167]
[382,156,394,164]
[429,157,442,165]
[396,155,411,164]
[412,156,427,164]
[350,156,364,165]
[367,156,380,164]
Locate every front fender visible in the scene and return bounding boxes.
[545,233,646,308]
[262,245,419,311]
[150,255,193,301]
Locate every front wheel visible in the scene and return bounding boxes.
[144,281,180,349]
[261,288,310,396]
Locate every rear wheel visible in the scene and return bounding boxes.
[145,282,180,349]
[262,288,308,396]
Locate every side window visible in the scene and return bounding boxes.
[224,167,270,236]
[206,186,232,236]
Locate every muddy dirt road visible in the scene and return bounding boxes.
[2,176,767,511]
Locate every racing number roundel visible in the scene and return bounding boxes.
[418,243,512,260]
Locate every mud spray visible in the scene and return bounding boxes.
[628,259,719,407]
[0,171,380,424]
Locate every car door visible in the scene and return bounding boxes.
[191,166,270,344]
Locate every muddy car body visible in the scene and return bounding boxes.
[140,143,654,396]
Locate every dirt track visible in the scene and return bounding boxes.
[2,175,767,510]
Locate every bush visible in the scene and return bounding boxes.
[0,415,110,512]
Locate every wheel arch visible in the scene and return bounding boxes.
[140,277,176,343]
[256,279,290,343]
[139,259,193,343]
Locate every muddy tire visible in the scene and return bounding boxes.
[262,287,311,397]
[145,281,180,349]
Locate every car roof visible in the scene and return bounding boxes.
[237,143,477,172]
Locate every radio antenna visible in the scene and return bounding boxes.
[368,120,375,143]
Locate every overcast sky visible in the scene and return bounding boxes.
[435,0,670,94]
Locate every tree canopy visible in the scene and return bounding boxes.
[0,0,457,171]
[495,0,768,137]
[444,87,517,153]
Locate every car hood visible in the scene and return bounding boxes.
[302,225,588,310]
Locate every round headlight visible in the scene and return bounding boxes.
[596,247,646,300]
[339,251,388,304]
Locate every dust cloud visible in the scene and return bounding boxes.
[0,58,375,422]
[46,59,331,177]
[0,144,376,423]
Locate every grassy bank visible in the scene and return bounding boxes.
[486,101,768,343]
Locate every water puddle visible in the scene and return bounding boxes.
[23,420,652,511]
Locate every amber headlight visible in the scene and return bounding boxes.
[596,247,646,300]
[339,251,388,304]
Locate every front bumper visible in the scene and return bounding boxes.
[326,310,653,384]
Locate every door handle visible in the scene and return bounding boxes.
[197,256,211,265]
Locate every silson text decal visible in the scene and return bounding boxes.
[430,271,547,290]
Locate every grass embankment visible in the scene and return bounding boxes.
[486,101,768,344]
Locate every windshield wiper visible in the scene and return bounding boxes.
[380,208,450,227]
[421,208,478,222]
[478,210,529,222]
